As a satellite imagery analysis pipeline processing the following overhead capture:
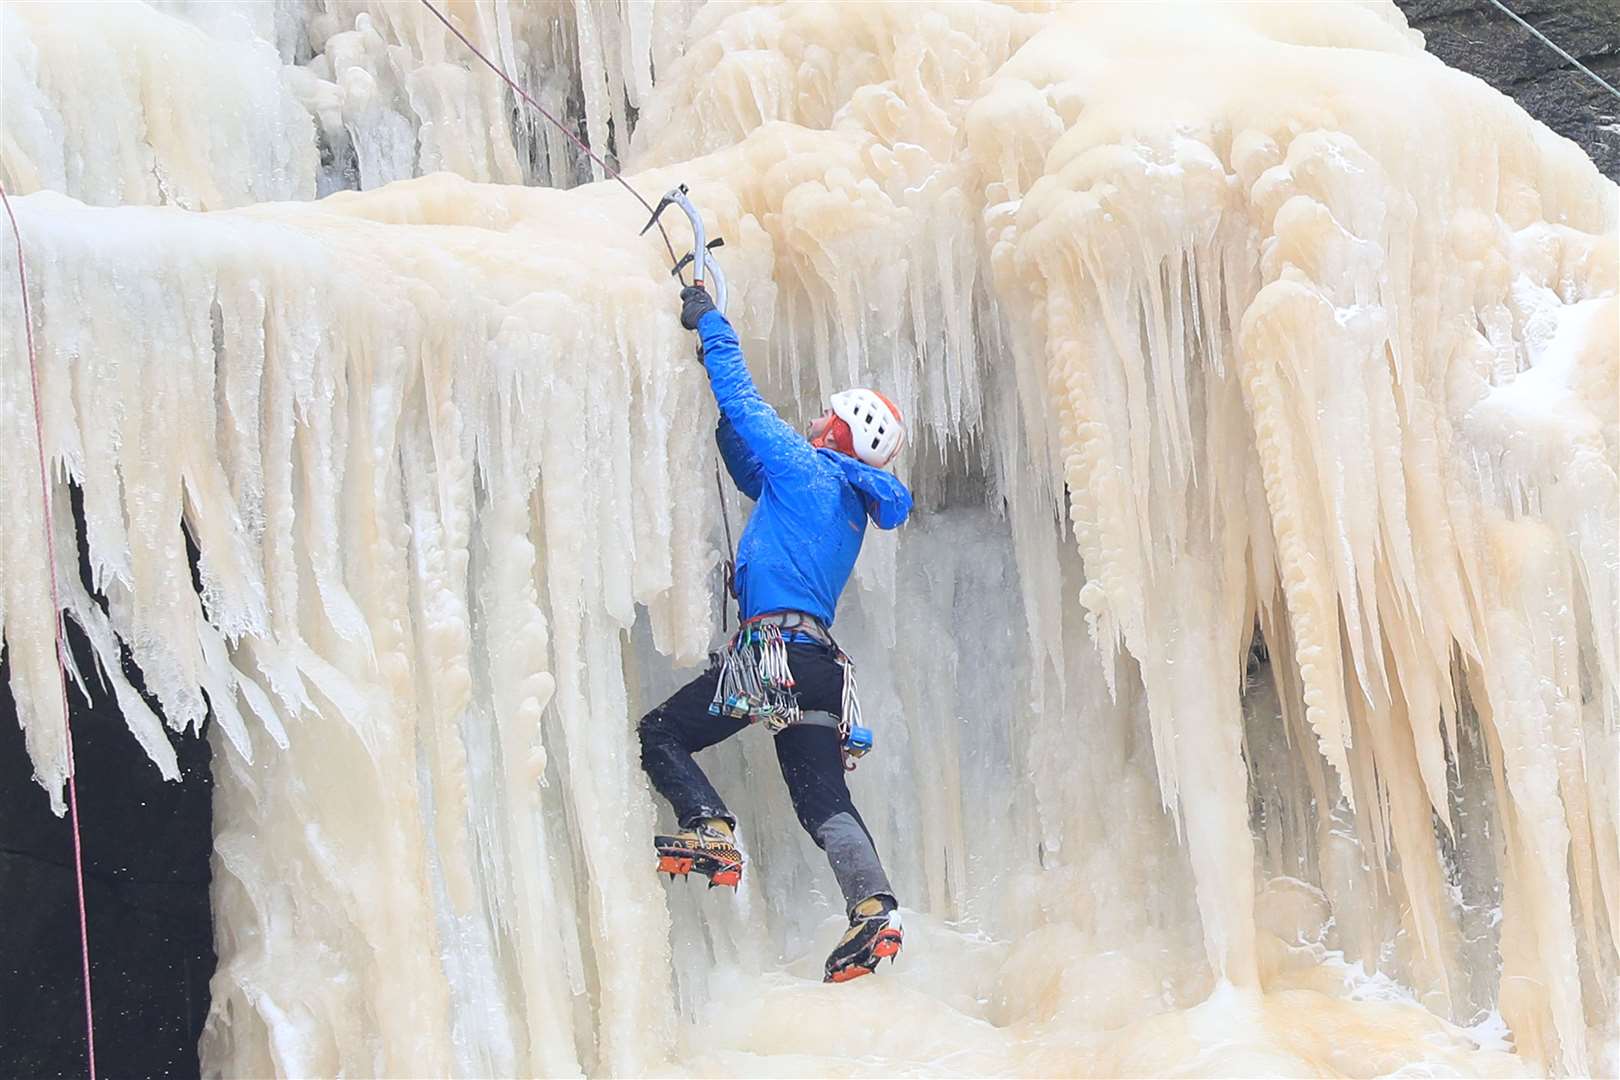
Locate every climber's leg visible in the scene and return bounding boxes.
[773,716,895,912]
[638,665,747,828]
[770,642,901,979]
[639,666,750,886]
[774,713,903,981]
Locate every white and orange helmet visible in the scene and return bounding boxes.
[830,388,905,468]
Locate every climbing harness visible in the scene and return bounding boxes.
[708,611,874,770]
[0,11,829,1070]
[2,178,98,1080]
[710,619,798,730]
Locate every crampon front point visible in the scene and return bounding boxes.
[824,906,903,983]
[653,833,743,889]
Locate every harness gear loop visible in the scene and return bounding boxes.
[838,653,862,771]
[707,612,869,769]
[709,617,800,731]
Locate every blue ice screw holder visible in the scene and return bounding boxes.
[843,724,874,757]
[710,694,754,719]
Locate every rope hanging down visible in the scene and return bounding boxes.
[1,179,98,1080]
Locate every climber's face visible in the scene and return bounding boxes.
[807,409,836,446]
[808,409,856,458]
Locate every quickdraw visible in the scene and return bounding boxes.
[708,613,874,771]
[836,653,869,767]
[709,620,799,731]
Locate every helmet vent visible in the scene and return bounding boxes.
[830,386,904,467]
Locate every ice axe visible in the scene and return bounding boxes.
[641,184,729,315]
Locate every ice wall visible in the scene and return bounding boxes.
[2,1,1617,1076]
[2,0,701,202]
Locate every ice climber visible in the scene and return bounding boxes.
[639,284,911,983]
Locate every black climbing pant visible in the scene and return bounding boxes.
[638,640,894,913]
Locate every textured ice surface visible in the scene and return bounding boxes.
[2,1,1617,1076]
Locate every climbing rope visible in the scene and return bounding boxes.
[715,467,737,633]
[1,178,97,1080]
[414,0,688,273]
[1483,0,1620,104]
[418,0,744,620]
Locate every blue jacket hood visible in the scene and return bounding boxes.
[828,452,912,530]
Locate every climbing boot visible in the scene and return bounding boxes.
[824,895,903,982]
[653,818,743,888]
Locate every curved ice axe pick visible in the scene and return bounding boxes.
[641,184,729,314]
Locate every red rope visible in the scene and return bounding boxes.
[2,16,693,1079]
[1,179,97,1080]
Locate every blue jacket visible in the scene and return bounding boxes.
[697,310,911,626]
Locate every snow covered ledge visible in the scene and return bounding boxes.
[2,1,1616,1076]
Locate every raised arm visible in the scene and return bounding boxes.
[716,415,764,500]
[693,305,818,485]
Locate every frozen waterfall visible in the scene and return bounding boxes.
[2,0,1616,1075]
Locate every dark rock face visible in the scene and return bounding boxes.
[0,677,215,1080]
[1396,0,1620,178]
[0,496,214,1080]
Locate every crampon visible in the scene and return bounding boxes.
[824,899,902,983]
[653,826,743,889]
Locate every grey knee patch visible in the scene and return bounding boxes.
[813,811,893,912]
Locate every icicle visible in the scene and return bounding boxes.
[1,2,1615,1077]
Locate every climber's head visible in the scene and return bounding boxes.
[809,389,905,468]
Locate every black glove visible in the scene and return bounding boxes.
[680,285,716,330]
